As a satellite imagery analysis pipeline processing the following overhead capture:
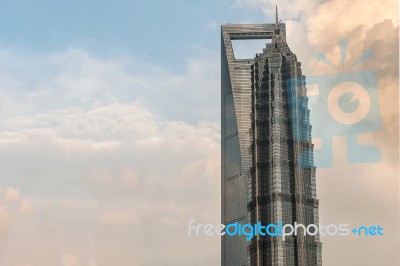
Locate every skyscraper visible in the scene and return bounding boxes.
[221,7,322,266]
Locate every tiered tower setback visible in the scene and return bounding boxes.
[221,7,322,266]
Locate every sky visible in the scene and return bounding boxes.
[0,0,398,265]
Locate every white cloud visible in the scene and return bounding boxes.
[230,0,399,265]
[0,101,221,264]
[0,1,397,264]
[0,48,219,122]
[0,205,11,240]
[61,253,81,266]
[232,0,321,19]
[19,198,31,213]
[99,209,137,225]
[2,187,20,204]
[0,47,221,265]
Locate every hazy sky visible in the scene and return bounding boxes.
[0,0,398,265]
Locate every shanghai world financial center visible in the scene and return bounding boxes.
[221,8,322,266]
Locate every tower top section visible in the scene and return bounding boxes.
[272,5,284,43]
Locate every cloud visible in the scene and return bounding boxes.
[232,0,320,19]
[230,0,399,265]
[0,186,31,250]
[0,48,219,123]
[19,198,31,213]
[307,0,398,48]
[2,187,20,204]
[99,209,137,225]
[61,253,81,266]
[0,205,11,240]
[0,1,397,265]
[0,47,221,265]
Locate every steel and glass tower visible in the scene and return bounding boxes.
[221,7,322,266]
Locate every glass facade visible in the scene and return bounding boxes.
[221,20,322,266]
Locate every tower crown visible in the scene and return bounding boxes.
[272,5,285,45]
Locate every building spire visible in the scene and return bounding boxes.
[274,5,280,38]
